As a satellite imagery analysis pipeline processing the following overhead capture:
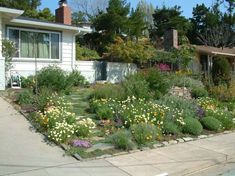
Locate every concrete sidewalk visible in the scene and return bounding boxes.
[0,96,235,176]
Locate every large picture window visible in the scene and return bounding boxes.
[7,27,61,60]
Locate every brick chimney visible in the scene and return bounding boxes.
[55,0,72,25]
[164,28,178,51]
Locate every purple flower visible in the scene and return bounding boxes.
[196,106,205,118]
[71,140,91,148]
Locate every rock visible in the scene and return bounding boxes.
[176,138,184,143]
[168,140,178,145]
[183,137,193,142]
[198,135,207,139]
[115,152,128,155]
[90,136,105,141]
[87,143,115,152]
[162,141,169,146]
[208,134,214,137]
[153,143,163,148]
[73,153,83,160]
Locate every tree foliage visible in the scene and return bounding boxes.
[150,6,191,39]
[0,0,54,21]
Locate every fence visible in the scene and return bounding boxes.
[76,61,137,83]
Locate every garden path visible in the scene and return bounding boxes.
[0,96,235,176]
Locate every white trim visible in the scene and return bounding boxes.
[11,18,86,32]
[211,51,235,57]
[0,7,24,15]
[7,26,61,61]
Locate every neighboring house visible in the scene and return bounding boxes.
[194,45,235,76]
[0,1,88,90]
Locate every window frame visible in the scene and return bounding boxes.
[6,26,62,62]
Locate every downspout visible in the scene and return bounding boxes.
[71,30,81,71]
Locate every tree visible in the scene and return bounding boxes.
[189,1,235,47]
[128,7,146,41]
[72,11,87,25]
[37,8,55,22]
[70,0,108,21]
[137,0,155,37]
[151,6,191,39]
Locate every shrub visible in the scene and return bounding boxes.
[131,123,158,146]
[75,118,96,138]
[212,56,231,86]
[21,76,35,89]
[37,66,69,92]
[209,84,235,102]
[67,70,87,87]
[122,74,150,100]
[201,116,222,131]
[191,87,208,98]
[35,87,54,112]
[16,90,34,105]
[91,84,125,100]
[107,130,135,150]
[163,121,180,135]
[158,95,197,119]
[182,117,203,135]
[140,68,170,99]
[76,45,100,61]
[206,109,234,130]
[196,97,218,111]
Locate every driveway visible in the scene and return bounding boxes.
[0,96,235,176]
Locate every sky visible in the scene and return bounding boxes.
[39,0,215,18]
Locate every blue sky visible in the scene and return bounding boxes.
[39,0,214,18]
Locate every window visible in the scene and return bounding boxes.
[7,27,60,60]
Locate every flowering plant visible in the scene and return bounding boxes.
[196,97,217,111]
[70,140,91,148]
[75,118,96,138]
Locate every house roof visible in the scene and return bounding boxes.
[0,7,91,33]
[195,45,235,58]
[11,16,84,32]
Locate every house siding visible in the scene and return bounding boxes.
[3,27,76,77]
[0,17,5,90]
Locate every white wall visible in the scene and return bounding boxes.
[76,61,96,83]
[106,62,137,83]
[76,61,137,83]
[0,16,5,90]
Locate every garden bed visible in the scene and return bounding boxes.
[2,66,235,160]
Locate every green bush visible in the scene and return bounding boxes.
[122,74,150,100]
[212,56,231,86]
[37,66,68,92]
[21,76,35,88]
[163,121,180,135]
[91,84,125,100]
[201,116,222,131]
[141,68,170,99]
[206,109,234,130]
[35,87,54,112]
[107,130,135,150]
[131,123,157,146]
[182,117,203,135]
[158,95,197,119]
[76,45,100,61]
[191,87,208,98]
[67,70,86,87]
[16,90,34,105]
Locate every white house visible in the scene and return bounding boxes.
[0,1,88,90]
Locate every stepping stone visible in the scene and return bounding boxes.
[198,135,207,139]
[176,138,184,143]
[168,140,178,145]
[87,143,115,152]
[183,137,193,142]
[162,141,169,146]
